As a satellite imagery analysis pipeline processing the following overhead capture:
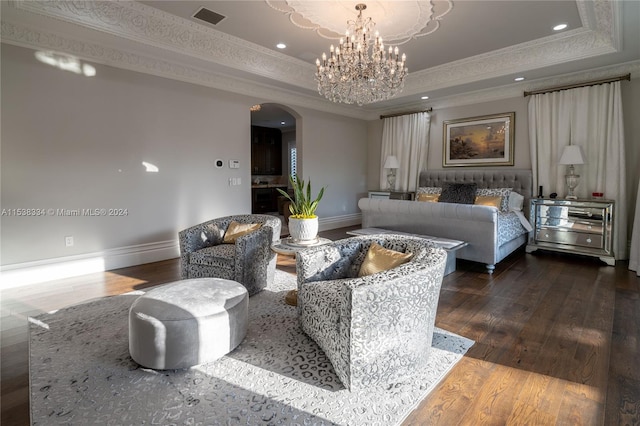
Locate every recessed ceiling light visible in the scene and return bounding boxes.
[421,95,429,100]
[553,23,568,31]
[281,121,286,125]
[514,77,525,82]
[276,43,286,49]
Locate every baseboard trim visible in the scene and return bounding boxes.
[319,213,362,231]
[1,240,179,289]
[1,214,362,289]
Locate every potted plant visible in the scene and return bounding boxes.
[276,175,325,243]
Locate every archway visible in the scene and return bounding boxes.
[250,103,302,216]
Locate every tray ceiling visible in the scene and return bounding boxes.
[2,1,639,118]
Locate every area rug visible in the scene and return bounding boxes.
[29,270,474,426]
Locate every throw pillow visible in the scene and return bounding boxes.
[416,186,442,196]
[508,191,525,211]
[439,182,478,204]
[200,223,225,246]
[475,188,512,212]
[416,193,440,202]
[475,195,502,209]
[358,242,413,277]
[222,221,261,243]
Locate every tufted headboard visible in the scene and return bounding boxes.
[418,169,533,214]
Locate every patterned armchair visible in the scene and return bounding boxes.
[296,234,447,390]
[178,214,281,296]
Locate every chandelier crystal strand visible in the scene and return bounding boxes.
[315,4,408,106]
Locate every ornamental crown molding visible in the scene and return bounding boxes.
[2,0,629,116]
[403,0,620,96]
[372,60,639,119]
[265,0,454,45]
[0,20,369,121]
[12,0,316,90]
[7,0,623,102]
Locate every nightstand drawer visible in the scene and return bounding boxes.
[538,205,605,221]
[537,217,604,234]
[536,228,603,249]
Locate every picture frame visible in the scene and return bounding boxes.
[443,112,515,167]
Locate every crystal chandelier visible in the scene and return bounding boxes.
[315,4,408,106]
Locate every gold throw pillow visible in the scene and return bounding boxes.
[416,193,440,202]
[222,221,261,243]
[474,195,502,209]
[358,242,413,277]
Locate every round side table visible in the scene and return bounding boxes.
[271,237,332,306]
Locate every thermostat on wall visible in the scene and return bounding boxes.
[215,159,224,168]
[229,159,240,169]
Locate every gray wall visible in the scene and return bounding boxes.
[1,44,367,267]
[297,107,368,218]
[366,97,530,190]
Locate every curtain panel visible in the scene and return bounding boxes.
[629,178,640,275]
[528,81,628,259]
[380,112,430,192]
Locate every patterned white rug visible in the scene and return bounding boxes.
[29,270,473,425]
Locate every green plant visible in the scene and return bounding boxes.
[276,175,325,219]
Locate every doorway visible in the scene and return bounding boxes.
[250,104,297,222]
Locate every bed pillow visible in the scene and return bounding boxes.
[475,195,502,209]
[439,182,478,204]
[416,186,442,195]
[509,191,525,211]
[475,188,512,212]
[416,193,440,202]
[358,243,413,277]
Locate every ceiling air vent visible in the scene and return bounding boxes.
[193,7,226,26]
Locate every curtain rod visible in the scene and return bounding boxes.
[524,74,630,97]
[380,108,432,119]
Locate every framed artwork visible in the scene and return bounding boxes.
[443,112,515,167]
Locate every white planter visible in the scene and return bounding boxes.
[288,217,319,242]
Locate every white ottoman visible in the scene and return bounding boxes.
[129,278,248,370]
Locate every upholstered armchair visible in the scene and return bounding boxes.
[296,234,447,391]
[178,214,281,296]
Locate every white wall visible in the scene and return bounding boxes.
[1,44,368,276]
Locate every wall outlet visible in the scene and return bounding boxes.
[65,236,74,247]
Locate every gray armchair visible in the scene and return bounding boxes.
[296,234,447,390]
[178,214,281,296]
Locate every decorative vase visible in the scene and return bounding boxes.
[288,217,319,243]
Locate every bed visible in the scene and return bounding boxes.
[358,169,533,273]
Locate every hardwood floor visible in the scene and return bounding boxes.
[2,226,638,425]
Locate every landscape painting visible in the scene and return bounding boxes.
[443,112,515,167]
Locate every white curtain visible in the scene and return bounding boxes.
[528,81,628,259]
[380,112,430,192]
[629,178,640,275]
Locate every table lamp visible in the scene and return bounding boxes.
[383,155,399,191]
[558,145,586,200]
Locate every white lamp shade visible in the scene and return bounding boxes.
[384,155,399,169]
[559,145,586,165]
